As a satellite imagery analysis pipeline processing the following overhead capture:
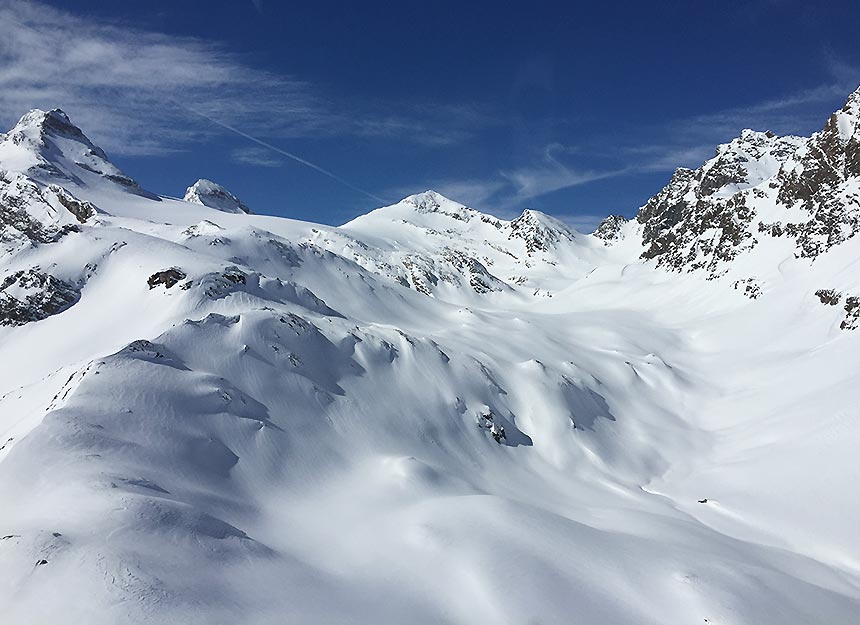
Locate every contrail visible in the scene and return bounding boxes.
[180,103,386,204]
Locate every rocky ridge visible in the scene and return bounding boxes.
[636,87,860,276]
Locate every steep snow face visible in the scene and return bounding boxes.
[2,94,860,625]
[637,87,860,276]
[184,179,251,214]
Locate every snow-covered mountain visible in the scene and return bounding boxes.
[184,178,252,214]
[2,90,860,625]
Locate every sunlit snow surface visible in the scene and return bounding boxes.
[2,112,860,625]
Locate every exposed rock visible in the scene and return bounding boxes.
[732,278,762,299]
[841,296,860,330]
[222,267,247,285]
[0,268,81,326]
[509,209,575,254]
[147,268,186,289]
[46,185,97,223]
[592,215,629,244]
[636,87,860,274]
[815,289,842,306]
[476,408,506,443]
[400,249,505,296]
[1,172,82,250]
[194,267,249,298]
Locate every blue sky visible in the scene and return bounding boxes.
[1,0,859,230]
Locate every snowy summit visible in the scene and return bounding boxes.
[184,179,252,214]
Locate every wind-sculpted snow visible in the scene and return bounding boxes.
[2,93,860,624]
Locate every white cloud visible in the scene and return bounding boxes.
[231,147,284,168]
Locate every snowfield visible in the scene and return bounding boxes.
[2,96,860,624]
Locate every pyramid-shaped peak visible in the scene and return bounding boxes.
[401,190,462,210]
[184,179,251,214]
[8,108,98,152]
[0,108,153,197]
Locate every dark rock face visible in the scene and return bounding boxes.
[221,268,246,285]
[476,408,506,443]
[636,87,860,275]
[841,296,860,330]
[0,268,81,326]
[48,185,97,223]
[815,289,842,306]
[592,215,629,244]
[732,278,762,299]
[774,106,860,258]
[147,268,187,289]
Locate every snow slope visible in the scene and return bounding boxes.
[2,93,860,625]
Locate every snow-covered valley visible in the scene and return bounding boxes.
[2,92,860,624]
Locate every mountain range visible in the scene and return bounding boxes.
[2,88,860,624]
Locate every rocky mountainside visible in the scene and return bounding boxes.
[637,87,860,276]
[2,91,860,625]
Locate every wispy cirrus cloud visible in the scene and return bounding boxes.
[385,143,624,218]
[388,73,860,225]
[628,68,860,174]
[500,144,623,203]
[0,0,491,161]
[231,146,284,168]
[0,0,331,156]
[670,81,856,140]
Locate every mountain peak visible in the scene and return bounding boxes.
[592,214,629,244]
[184,179,251,214]
[843,84,860,113]
[509,208,576,252]
[0,107,151,196]
[636,84,860,274]
[7,109,105,159]
[830,84,860,142]
[401,189,460,211]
